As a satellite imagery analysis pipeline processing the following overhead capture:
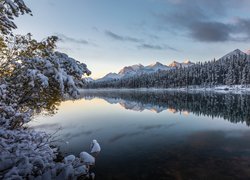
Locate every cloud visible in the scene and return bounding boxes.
[92,26,99,32]
[105,30,143,43]
[189,22,231,42]
[157,0,250,42]
[189,19,250,42]
[232,18,250,41]
[56,33,89,45]
[105,30,177,51]
[166,0,250,16]
[138,43,178,51]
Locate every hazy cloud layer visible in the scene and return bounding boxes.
[105,30,143,43]
[138,43,178,51]
[158,0,250,42]
[56,33,89,45]
[189,22,231,42]
[105,30,178,51]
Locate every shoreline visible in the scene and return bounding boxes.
[79,85,250,94]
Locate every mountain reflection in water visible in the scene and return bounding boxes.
[81,90,250,125]
[32,90,250,179]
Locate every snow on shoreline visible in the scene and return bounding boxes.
[0,126,100,179]
[79,85,250,94]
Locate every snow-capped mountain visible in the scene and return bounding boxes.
[84,77,94,82]
[246,49,250,55]
[118,64,144,76]
[144,62,171,71]
[169,61,181,68]
[83,95,171,113]
[169,60,194,68]
[85,48,250,89]
[219,49,247,60]
[182,60,195,67]
[97,73,122,81]
[91,49,250,83]
[96,61,194,82]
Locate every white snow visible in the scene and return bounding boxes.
[145,62,170,71]
[0,0,31,34]
[64,155,76,164]
[246,49,250,55]
[97,72,123,82]
[219,49,247,60]
[79,152,95,165]
[90,139,101,154]
[74,165,88,176]
[0,35,95,179]
[169,60,194,68]
[96,60,195,82]
[84,77,94,83]
[80,85,250,95]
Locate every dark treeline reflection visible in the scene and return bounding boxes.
[81,90,250,125]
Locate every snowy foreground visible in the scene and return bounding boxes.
[0,1,101,178]
[0,39,97,179]
[0,125,101,179]
[80,85,250,94]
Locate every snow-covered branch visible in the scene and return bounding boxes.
[0,0,31,35]
[0,33,94,179]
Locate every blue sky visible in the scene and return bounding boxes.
[14,0,250,78]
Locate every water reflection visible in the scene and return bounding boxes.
[142,129,250,180]
[32,90,250,179]
[80,90,250,125]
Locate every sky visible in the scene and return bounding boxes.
[14,0,250,79]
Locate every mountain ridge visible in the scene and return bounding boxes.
[219,49,247,61]
[93,49,249,83]
[96,60,195,82]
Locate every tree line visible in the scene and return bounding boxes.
[86,53,250,88]
[81,90,250,126]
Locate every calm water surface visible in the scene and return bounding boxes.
[30,90,250,179]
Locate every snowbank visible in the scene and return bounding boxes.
[0,126,100,179]
[79,85,250,94]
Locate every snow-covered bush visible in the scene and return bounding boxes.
[0,128,56,179]
[0,128,99,179]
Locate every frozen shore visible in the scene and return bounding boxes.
[80,85,250,94]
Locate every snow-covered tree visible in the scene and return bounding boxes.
[0,0,31,35]
[0,1,97,179]
[0,33,91,128]
[0,38,95,179]
[86,50,250,89]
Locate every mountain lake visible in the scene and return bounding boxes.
[29,89,250,179]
